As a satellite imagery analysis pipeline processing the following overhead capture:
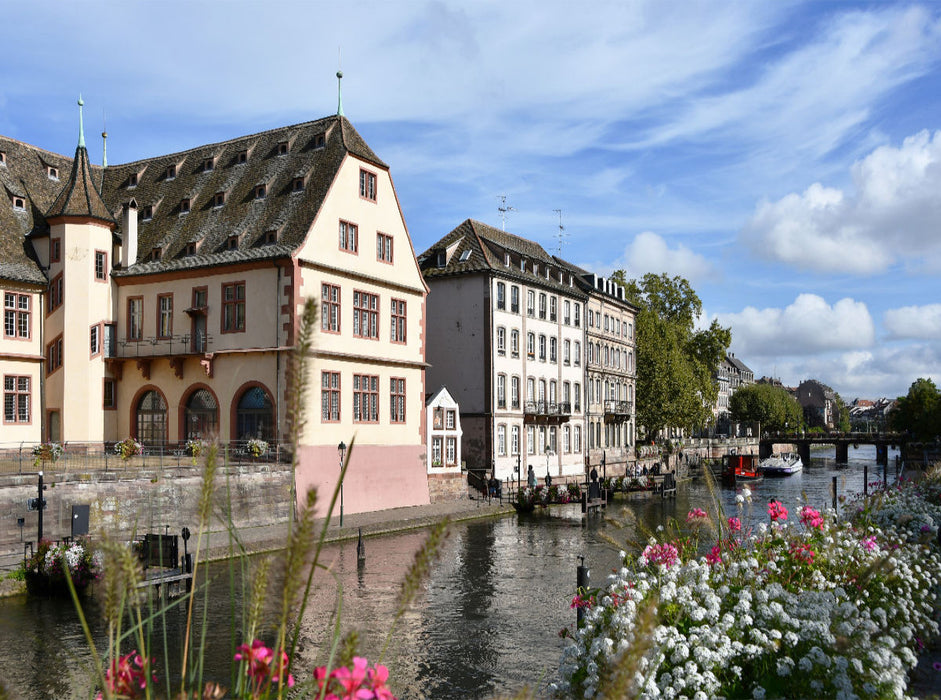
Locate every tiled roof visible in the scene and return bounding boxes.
[0,114,383,284]
[419,219,587,298]
[46,145,116,223]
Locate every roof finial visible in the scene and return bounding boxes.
[77,95,86,148]
[336,47,344,117]
[101,110,108,168]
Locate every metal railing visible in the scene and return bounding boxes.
[524,401,572,417]
[0,440,288,475]
[114,333,213,358]
[603,400,633,415]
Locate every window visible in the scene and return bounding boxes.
[527,425,535,454]
[574,383,581,412]
[321,284,340,333]
[574,304,580,327]
[390,299,406,343]
[446,410,456,430]
[511,375,520,409]
[185,243,197,256]
[149,247,162,262]
[127,173,138,187]
[563,300,571,325]
[359,169,377,201]
[550,296,557,321]
[353,374,379,422]
[496,327,506,355]
[202,157,214,172]
[180,198,191,213]
[46,165,59,180]
[292,177,305,192]
[4,293,30,339]
[353,291,379,339]
[12,196,25,211]
[166,164,176,179]
[497,424,506,456]
[127,297,143,341]
[390,377,406,423]
[141,205,153,220]
[263,230,278,245]
[526,332,535,358]
[433,408,444,429]
[136,390,167,446]
[236,149,248,164]
[550,337,557,363]
[226,235,238,250]
[574,341,581,366]
[3,376,30,423]
[277,141,289,155]
[321,371,340,422]
[253,184,266,199]
[104,323,116,357]
[573,425,581,453]
[510,285,520,313]
[222,282,246,333]
[377,233,393,263]
[496,282,506,310]
[510,329,519,357]
[184,389,219,440]
[213,191,225,207]
[103,378,116,410]
[432,437,443,466]
[511,425,520,455]
[339,220,358,253]
[46,335,63,375]
[157,294,173,338]
[446,436,457,465]
[527,377,535,402]
[48,273,63,313]
[497,374,506,409]
[563,426,571,453]
[538,335,546,361]
[563,339,571,365]
[95,250,107,281]
[0,151,5,166]
[50,238,61,264]
[90,323,101,357]
[527,290,535,317]
[539,293,547,319]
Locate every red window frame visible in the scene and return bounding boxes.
[353,290,378,339]
[221,282,246,333]
[321,371,340,422]
[390,377,406,423]
[339,220,358,253]
[94,250,108,281]
[390,298,406,344]
[48,273,63,314]
[50,238,61,264]
[321,283,340,334]
[46,335,63,376]
[90,322,102,358]
[353,374,379,423]
[3,292,30,340]
[127,296,143,341]
[377,233,393,263]
[103,377,116,410]
[359,169,377,202]
[3,375,31,424]
[157,293,173,338]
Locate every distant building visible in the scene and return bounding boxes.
[848,397,894,432]
[714,353,755,435]
[425,386,464,501]
[795,379,837,430]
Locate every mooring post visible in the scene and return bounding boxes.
[357,527,366,563]
[863,464,868,496]
[884,460,888,488]
[832,476,838,513]
[576,556,589,629]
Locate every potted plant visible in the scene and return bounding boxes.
[32,441,63,469]
[114,437,143,462]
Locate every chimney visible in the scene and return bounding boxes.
[121,199,138,267]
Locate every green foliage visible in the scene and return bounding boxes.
[890,377,941,440]
[729,383,803,433]
[833,393,852,433]
[613,271,731,436]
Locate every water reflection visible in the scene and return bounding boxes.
[0,447,901,699]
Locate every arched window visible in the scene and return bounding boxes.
[136,390,167,447]
[185,388,218,441]
[236,386,274,441]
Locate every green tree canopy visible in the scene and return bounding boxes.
[729,383,803,434]
[613,271,731,438]
[890,378,941,441]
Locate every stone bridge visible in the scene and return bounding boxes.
[759,432,906,466]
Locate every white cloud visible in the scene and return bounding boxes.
[611,231,714,283]
[742,129,941,273]
[884,304,941,340]
[718,293,874,357]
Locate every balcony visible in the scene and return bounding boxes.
[524,400,571,425]
[112,333,213,359]
[604,400,633,423]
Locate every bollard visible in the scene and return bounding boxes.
[576,556,590,629]
[581,490,587,514]
[884,460,888,488]
[832,476,838,513]
[357,528,366,563]
[864,465,868,496]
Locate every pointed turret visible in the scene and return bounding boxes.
[45,97,115,225]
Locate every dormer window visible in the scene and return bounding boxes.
[180,198,191,214]
[141,205,153,220]
[150,247,162,261]
[236,150,248,164]
[226,234,239,250]
[291,177,305,192]
[436,251,446,268]
[213,191,225,208]
[0,151,6,166]
[185,243,197,256]
[201,157,214,172]
[166,164,177,180]
[253,184,266,199]
[11,196,25,211]
[277,141,289,156]
[47,166,59,180]
[313,134,326,149]
[458,249,472,262]
[263,230,278,245]
[127,173,138,188]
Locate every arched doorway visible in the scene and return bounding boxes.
[136,390,167,447]
[184,388,218,441]
[235,385,274,442]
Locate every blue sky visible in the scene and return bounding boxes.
[4,1,941,401]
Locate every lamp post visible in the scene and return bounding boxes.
[337,441,347,527]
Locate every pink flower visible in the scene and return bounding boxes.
[641,543,679,568]
[314,657,397,700]
[799,506,824,530]
[706,545,723,566]
[861,535,878,552]
[767,500,789,522]
[235,639,294,693]
[96,650,156,699]
[686,508,708,525]
[570,594,593,610]
[727,516,741,532]
[789,543,815,565]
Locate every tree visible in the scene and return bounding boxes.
[833,393,851,433]
[613,271,731,438]
[729,383,803,434]
[890,378,941,441]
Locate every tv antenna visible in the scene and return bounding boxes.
[553,209,569,255]
[498,195,515,231]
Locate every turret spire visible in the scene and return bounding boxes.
[336,70,344,117]
[77,95,86,148]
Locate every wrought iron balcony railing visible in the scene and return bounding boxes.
[524,400,572,417]
[604,400,633,416]
[112,333,213,359]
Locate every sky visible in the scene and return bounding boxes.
[3,0,941,402]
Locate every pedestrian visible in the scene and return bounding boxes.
[546,471,552,488]
[527,464,536,489]
[590,466,598,483]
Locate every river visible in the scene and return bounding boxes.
[0,445,901,699]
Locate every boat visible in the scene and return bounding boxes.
[759,452,803,476]
[721,454,762,485]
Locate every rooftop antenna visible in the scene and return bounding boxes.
[498,195,515,231]
[336,47,344,117]
[553,208,569,255]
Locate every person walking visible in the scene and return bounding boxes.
[527,464,536,489]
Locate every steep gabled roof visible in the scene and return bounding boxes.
[46,144,116,224]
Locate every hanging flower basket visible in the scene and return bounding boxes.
[32,442,63,468]
[114,437,144,461]
[246,438,269,458]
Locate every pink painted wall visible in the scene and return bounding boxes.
[296,444,430,518]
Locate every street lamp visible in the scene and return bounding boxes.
[337,441,347,527]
